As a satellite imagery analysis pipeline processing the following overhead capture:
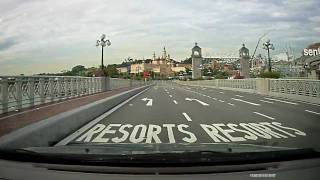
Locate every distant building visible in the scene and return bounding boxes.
[191,42,202,79]
[296,42,320,79]
[239,44,250,78]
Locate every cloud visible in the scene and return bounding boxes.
[0,0,319,75]
[0,37,18,51]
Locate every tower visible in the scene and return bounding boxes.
[153,51,156,61]
[239,44,250,78]
[191,42,202,79]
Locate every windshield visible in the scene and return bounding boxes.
[0,0,320,175]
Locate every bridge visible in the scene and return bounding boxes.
[0,77,319,152]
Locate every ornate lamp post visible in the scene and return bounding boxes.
[96,34,111,75]
[263,39,275,72]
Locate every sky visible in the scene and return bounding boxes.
[0,0,319,75]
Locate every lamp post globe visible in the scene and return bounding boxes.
[96,34,111,76]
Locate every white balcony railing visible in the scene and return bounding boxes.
[0,76,145,114]
[176,78,320,104]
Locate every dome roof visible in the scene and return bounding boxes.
[192,42,201,50]
[239,44,249,52]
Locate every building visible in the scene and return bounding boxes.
[296,42,320,79]
[239,44,250,78]
[191,42,202,79]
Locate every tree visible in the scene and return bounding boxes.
[71,65,86,76]
[105,64,119,77]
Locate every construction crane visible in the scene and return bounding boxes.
[251,30,272,60]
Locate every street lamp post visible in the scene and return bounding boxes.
[96,34,111,75]
[263,39,275,72]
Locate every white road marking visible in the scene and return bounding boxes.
[219,92,224,94]
[55,87,151,146]
[231,98,260,106]
[259,100,274,104]
[218,100,225,102]
[202,88,207,90]
[264,98,298,105]
[305,110,320,115]
[182,112,192,122]
[211,97,217,100]
[129,104,133,106]
[185,98,209,106]
[169,95,173,97]
[253,112,275,120]
[172,88,174,90]
[235,95,243,97]
[166,92,170,94]
[227,103,234,106]
[142,97,153,106]
[173,100,178,104]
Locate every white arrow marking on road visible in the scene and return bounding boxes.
[185,98,209,106]
[142,98,153,106]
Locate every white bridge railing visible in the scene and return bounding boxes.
[0,76,145,114]
[177,78,320,104]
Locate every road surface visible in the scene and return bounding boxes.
[57,81,320,149]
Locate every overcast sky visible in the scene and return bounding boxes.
[0,0,319,75]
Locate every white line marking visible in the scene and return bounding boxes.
[55,87,150,146]
[305,110,320,115]
[253,112,275,120]
[259,100,274,104]
[235,95,243,97]
[169,95,173,97]
[166,92,170,94]
[264,97,298,105]
[185,98,209,106]
[219,92,224,94]
[182,112,192,122]
[219,100,225,102]
[212,97,217,100]
[227,103,234,106]
[173,100,178,104]
[231,98,260,106]
[142,97,153,106]
[129,104,133,106]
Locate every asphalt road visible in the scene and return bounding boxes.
[57,81,320,149]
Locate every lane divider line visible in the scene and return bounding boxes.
[305,110,320,115]
[227,103,235,106]
[259,100,274,104]
[253,112,275,120]
[182,112,192,122]
[231,98,261,106]
[169,95,173,97]
[173,100,178,104]
[235,95,243,97]
[264,97,298,105]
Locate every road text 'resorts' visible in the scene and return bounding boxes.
[75,122,306,143]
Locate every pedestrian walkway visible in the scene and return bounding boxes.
[0,86,139,137]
